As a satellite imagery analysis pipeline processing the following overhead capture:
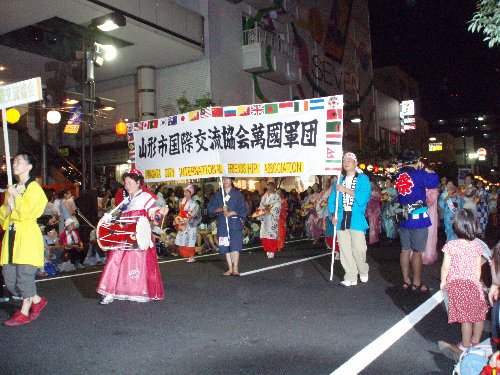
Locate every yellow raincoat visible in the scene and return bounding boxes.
[0,181,47,267]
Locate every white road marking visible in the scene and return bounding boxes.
[330,291,444,375]
[34,238,315,283]
[240,253,330,276]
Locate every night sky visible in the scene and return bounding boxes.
[369,0,499,120]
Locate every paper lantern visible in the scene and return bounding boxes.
[6,108,20,124]
[115,121,127,135]
[359,163,366,170]
[46,110,61,124]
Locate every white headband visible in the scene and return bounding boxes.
[343,152,357,164]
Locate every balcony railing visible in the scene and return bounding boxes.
[243,27,298,61]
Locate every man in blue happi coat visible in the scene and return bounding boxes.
[395,150,439,292]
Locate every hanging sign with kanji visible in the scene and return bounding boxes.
[0,77,42,109]
[128,96,344,182]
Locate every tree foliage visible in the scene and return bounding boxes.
[468,0,500,48]
[176,92,216,113]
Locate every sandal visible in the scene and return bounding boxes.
[411,283,429,292]
[402,281,412,290]
[232,272,240,276]
[223,270,233,276]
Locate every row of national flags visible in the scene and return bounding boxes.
[127,95,344,175]
[127,97,344,131]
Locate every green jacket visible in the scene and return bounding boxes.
[0,181,47,267]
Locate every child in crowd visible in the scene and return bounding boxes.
[60,218,85,269]
[41,225,64,276]
[440,208,488,353]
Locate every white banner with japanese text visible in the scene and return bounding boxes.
[128,96,343,182]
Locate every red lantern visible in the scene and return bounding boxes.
[115,121,127,136]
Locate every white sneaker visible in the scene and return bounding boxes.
[359,274,369,283]
[100,295,114,305]
[267,252,275,258]
[340,280,357,287]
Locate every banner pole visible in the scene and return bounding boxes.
[2,108,13,186]
[329,189,340,281]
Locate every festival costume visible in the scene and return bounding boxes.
[489,191,498,228]
[443,239,487,323]
[328,173,371,283]
[277,198,288,250]
[97,190,164,302]
[0,179,47,325]
[305,192,322,242]
[395,167,439,232]
[422,188,440,265]
[462,184,477,211]
[207,187,247,254]
[258,191,281,254]
[175,198,201,258]
[0,181,47,269]
[438,190,463,243]
[476,188,489,235]
[317,186,333,247]
[381,186,398,239]
[366,189,381,245]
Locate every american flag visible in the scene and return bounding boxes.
[250,104,264,115]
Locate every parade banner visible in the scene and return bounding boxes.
[128,96,343,182]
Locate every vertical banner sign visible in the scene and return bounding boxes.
[128,96,343,182]
[64,104,82,134]
[400,100,415,132]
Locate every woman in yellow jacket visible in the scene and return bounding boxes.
[0,152,48,326]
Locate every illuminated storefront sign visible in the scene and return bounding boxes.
[429,142,442,152]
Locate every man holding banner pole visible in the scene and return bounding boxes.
[208,177,247,276]
[328,152,371,286]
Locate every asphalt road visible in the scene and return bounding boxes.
[1,229,497,375]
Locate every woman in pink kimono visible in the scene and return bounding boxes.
[422,187,440,265]
[97,169,168,305]
[366,180,382,245]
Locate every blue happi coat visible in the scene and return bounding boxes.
[207,187,248,253]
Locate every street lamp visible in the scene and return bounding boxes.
[81,15,125,191]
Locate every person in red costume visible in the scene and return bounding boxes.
[97,169,168,305]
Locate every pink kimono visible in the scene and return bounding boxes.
[422,188,439,265]
[366,190,381,245]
